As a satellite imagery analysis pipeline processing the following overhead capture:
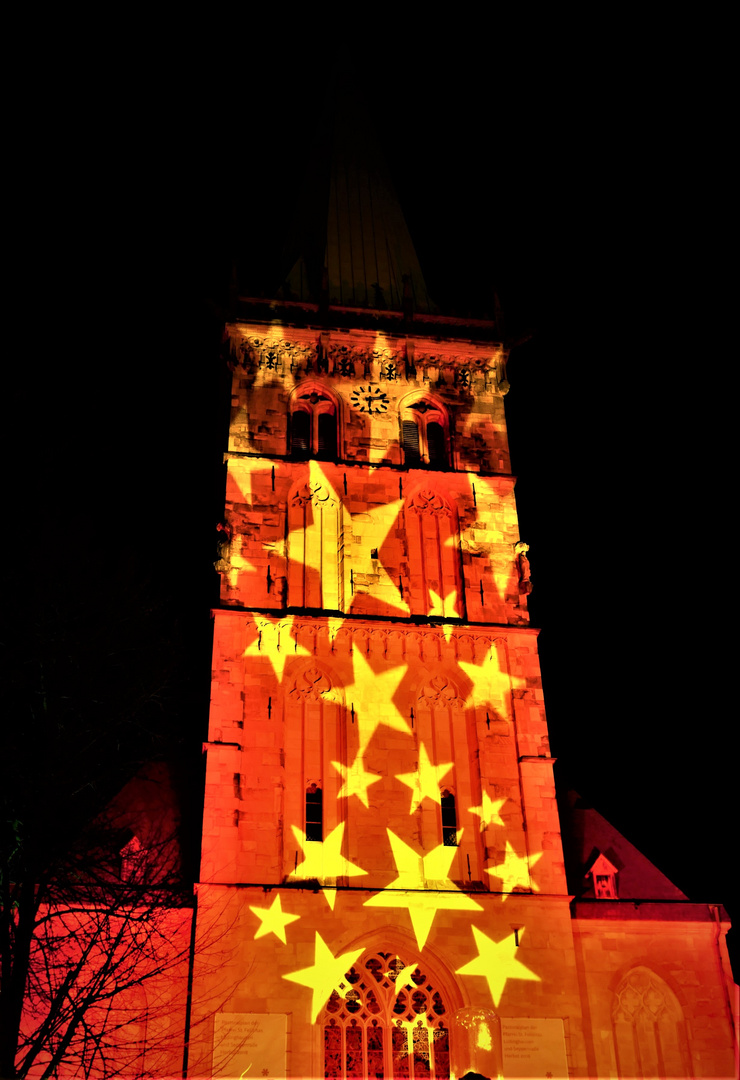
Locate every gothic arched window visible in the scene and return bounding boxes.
[415,673,480,878]
[291,386,339,460]
[404,489,462,618]
[284,665,345,878]
[287,478,345,612]
[612,967,691,1078]
[323,952,451,1079]
[400,397,449,468]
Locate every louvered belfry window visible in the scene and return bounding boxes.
[292,410,311,458]
[318,412,337,460]
[402,420,421,464]
[291,387,338,460]
[401,398,449,467]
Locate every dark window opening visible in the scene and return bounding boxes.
[441,790,458,846]
[306,784,323,842]
[292,410,310,458]
[402,420,421,465]
[427,422,446,467]
[317,412,337,460]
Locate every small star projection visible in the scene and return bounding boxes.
[331,749,381,806]
[248,893,300,944]
[395,742,453,813]
[456,926,540,1007]
[289,824,367,908]
[468,791,507,830]
[486,841,543,892]
[348,645,410,753]
[243,614,312,681]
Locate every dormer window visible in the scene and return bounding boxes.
[291,388,338,460]
[586,852,619,899]
[595,874,615,898]
[400,398,449,468]
[120,835,144,882]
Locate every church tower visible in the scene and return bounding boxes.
[187,124,736,1080]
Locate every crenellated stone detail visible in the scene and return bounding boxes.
[243,613,520,671]
[225,325,507,393]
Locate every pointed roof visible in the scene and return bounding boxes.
[559,790,688,901]
[281,103,435,316]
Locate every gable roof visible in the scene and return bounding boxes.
[559,789,688,901]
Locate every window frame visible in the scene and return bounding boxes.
[290,384,340,460]
[399,396,450,468]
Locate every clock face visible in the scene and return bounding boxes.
[351,385,390,414]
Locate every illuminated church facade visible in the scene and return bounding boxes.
[182,143,737,1080]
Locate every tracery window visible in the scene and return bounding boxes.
[400,398,449,468]
[287,479,345,611]
[323,952,450,1080]
[612,967,690,1078]
[291,386,338,459]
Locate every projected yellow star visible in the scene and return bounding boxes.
[288,464,406,610]
[225,549,260,592]
[468,792,507,831]
[249,893,299,944]
[349,645,410,754]
[332,749,381,807]
[395,742,453,814]
[486,841,543,891]
[283,932,364,1023]
[356,493,407,610]
[427,585,460,620]
[290,823,367,909]
[457,926,539,1007]
[243,614,312,682]
[392,961,420,997]
[363,830,482,949]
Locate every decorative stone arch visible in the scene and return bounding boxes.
[611,965,692,1078]
[403,487,463,619]
[289,381,343,460]
[319,932,463,1080]
[283,661,347,867]
[398,391,451,468]
[286,470,345,612]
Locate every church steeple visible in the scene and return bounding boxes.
[280,102,435,316]
[186,113,736,1080]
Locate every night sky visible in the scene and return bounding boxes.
[9,46,734,971]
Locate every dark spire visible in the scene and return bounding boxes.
[280,96,435,316]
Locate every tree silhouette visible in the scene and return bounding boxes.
[0,530,204,1079]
